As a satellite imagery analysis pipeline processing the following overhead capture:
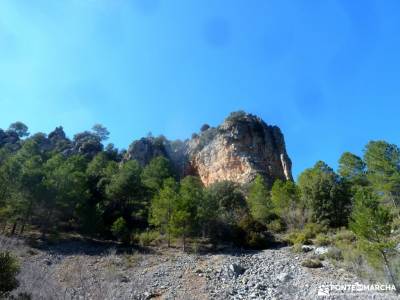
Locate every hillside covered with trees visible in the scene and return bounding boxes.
[1,117,400,297]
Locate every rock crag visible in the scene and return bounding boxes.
[125,111,292,186]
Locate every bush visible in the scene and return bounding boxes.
[268,219,286,233]
[392,216,400,232]
[0,251,20,296]
[111,217,130,243]
[286,231,310,245]
[325,247,343,261]
[292,243,303,253]
[225,111,247,123]
[286,223,328,245]
[301,258,323,268]
[200,124,210,132]
[303,223,327,239]
[134,230,161,247]
[333,228,356,244]
[315,234,332,246]
[235,215,274,249]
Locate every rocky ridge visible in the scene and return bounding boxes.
[124,111,292,187]
[0,111,292,187]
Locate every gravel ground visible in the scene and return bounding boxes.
[0,235,397,300]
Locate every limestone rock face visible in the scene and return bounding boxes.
[124,111,292,186]
[124,137,188,176]
[125,137,170,166]
[187,112,292,186]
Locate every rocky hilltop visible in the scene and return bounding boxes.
[125,111,292,186]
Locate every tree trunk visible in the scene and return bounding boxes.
[20,199,33,236]
[11,222,17,235]
[182,233,186,252]
[20,223,25,235]
[381,250,400,294]
[1,222,7,233]
[41,208,54,239]
[167,231,171,248]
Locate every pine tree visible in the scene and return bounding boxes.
[247,175,271,224]
[350,188,399,292]
[171,176,203,251]
[298,161,351,227]
[142,156,173,192]
[338,152,367,187]
[271,179,302,229]
[364,141,400,208]
[150,177,178,247]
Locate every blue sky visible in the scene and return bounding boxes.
[1,0,400,178]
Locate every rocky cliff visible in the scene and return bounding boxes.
[124,111,292,186]
[186,112,292,186]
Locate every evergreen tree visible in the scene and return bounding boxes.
[298,161,351,227]
[43,154,89,234]
[350,188,399,292]
[141,156,173,192]
[364,141,400,207]
[92,124,110,141]
[0,252,20,297]
[171,176,203,251]
[338,152,367,187]
[106,160,147,230]
[204,181,245,241]
[150,177,178,247]
[247,175,271,224]
[85,153,118,235]
[8,122,29,138]
[271,179,302,229]
[0,139,46,235]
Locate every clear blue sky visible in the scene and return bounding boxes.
[1,0,399,178]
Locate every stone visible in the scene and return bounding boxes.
[315,246,330,256]
[229,263,246,277]
[301,245,315,253]
[221,263,246,279]
[124,111,293,187]
[119,275,130,283]
[187,112,292,186]
[276,272,292,282]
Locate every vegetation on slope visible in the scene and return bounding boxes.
[1,121,400,295]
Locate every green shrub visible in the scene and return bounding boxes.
[191,240,201,255]
[236,215,274,249]
[392,216,400,232]
[286,223,328,246]
[333,228,356,244]
[292,243,303,253]
[286,230,311,245]
[111,217,130,243]
[315,234,332,246]
[0,251,20,296]
[301,258,323,268]
[303,223,327,239]
[225,110,247,123]
[135,230,161,247]
[325,247,343,261]
[268,219,285,233]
